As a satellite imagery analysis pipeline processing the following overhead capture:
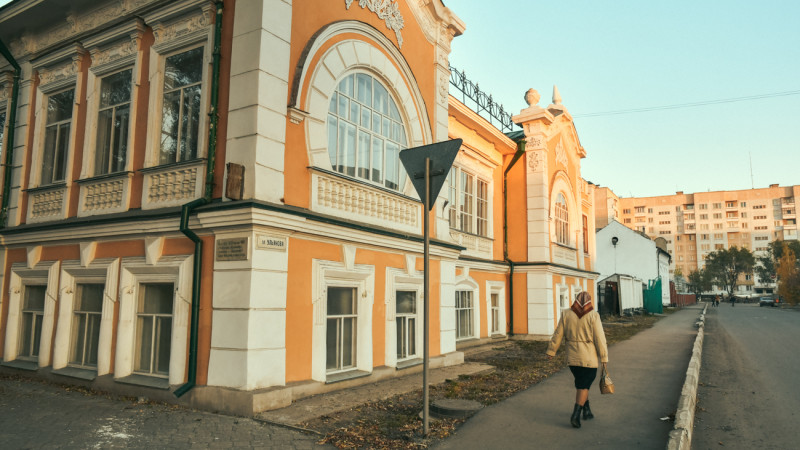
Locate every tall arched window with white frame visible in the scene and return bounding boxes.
[327,73,407,190]
[555,193,570,245]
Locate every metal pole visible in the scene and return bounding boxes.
[423,157,431,436]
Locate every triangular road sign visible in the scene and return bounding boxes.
[399,139,462,210]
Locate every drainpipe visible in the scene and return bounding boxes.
[0,39,21,227]
[174,0,223,398]
[503,139,526,336]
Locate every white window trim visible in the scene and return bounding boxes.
[52,258,120,375]
[454,272,479,341]
[115,255,192,385]
[385,264,423,368]
[80,21,145,179]
[311,259,375,382]
[298,21,430,172]
[556,283,569,322]
[142,2,214,169]
[447,163,494,238]
[3,260,61,366]
[29,46,83,190]
[485,281,506,337]
[550,173,578,248]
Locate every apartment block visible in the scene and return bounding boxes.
[611,184,799,294]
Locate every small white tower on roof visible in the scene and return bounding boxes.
[548,85,566,116]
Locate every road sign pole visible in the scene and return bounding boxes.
[423,156,431,437]
[397,139,461,438]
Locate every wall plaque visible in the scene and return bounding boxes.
[216,237,249,261]
[256,234,287,251]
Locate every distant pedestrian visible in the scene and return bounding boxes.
[730,295,735,307]
[714,295,720,307]
[546,292,609,429]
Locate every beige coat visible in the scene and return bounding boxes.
[545,309,609,368]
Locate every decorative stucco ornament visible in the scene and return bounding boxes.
[555,138,568,167]
[345,0,405,48]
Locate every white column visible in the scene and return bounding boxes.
[226,0,292,202]
[527,271,555,335]
[207,231,289,390]
[439,259,456,354]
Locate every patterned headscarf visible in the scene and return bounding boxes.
[571,291,594,319]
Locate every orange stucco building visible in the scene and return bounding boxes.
[0,0,598,415]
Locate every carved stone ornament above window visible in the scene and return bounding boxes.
[555,138,568,167]
[38,60,79,87]
[345,0,405,48]
[91,40,137,67]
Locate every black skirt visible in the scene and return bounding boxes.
[569,365,598,390]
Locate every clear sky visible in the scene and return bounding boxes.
[2,0,797,197]
[446,0,800,198]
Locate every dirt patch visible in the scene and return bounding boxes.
[305,312,666,448]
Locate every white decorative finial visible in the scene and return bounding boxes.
[552,85,562,105]
[524,88,540,107]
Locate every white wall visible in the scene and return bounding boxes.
[596,221,658,283]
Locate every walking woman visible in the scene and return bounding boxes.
[546,292,609,428]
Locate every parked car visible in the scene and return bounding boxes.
[759,296,780,307]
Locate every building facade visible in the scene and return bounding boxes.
[0,0,597,415]
[610,184,799,295]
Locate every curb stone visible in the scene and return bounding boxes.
[666,304,707,450]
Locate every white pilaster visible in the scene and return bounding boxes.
[207,230,289,390]
[439,259,456,354]
[226,0,292,202]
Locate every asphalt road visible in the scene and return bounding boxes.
[694,303,800,450]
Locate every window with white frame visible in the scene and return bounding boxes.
[555,193,569,245]
[68,283,104,368]
[559,286,569,310]
[41,89,75,185]
[455,290,474,339]
[327,73,407,190]
[19,285,46,360]
[447,167,489,236]
[326,286,357,373]
[159,46,204,165]
[477,180,488,235]
[395,290,417,361]
[134,283,174,377]
[95,69,133,175]
[490,293,501,335]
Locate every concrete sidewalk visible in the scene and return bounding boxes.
[435,306,703,450]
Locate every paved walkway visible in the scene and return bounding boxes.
[435,306,703,450]
[0,376,328,449]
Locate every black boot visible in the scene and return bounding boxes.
[582,400,594,420]
[570,404,582,428]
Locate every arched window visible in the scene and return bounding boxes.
[555,193,569,245]
[327,73,407,190]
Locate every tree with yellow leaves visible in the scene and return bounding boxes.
[776,243,800,306]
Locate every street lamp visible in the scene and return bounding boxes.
[611,236,619,274]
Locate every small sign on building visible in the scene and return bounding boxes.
[216,237,249,261]
[256,234,287,251]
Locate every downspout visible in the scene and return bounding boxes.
[503,139,526,336]
[0,39,21,227]
[174,0,223,398]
